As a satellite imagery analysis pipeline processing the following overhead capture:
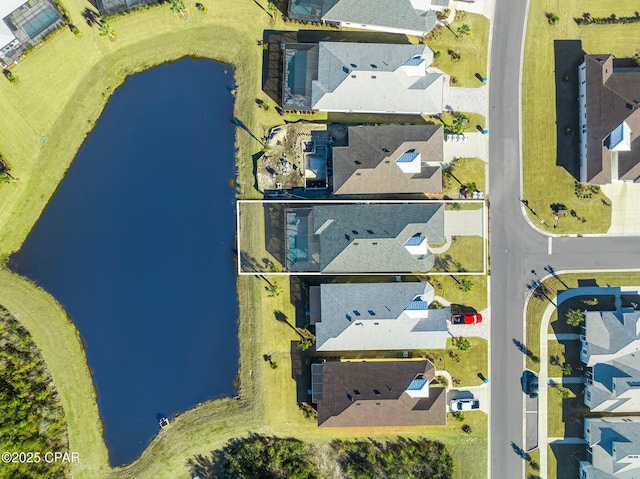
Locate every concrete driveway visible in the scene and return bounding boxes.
[449,311,489,340]
[443,132,489,163]
[601,182,640,235]
[443,84,488,117]
[444,209,484,236]
[448,384,490,413]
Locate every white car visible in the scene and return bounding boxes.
[450,398,480,411]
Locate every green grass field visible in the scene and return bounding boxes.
[426,12,490,87]
[435,235,485,273]
[443,157,487,198]
[0,1,490,478]
[522,0,640,233]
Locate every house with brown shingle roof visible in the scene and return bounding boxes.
[311,359,447,427]
[332,125,443,195]
[579,54,640,184]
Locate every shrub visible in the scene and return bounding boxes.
[462,424,472,433]
[454,337,472,351]
[2,69,16,84]
[546,12,560,25]
[452,411,465,421]
[565,309,585,327]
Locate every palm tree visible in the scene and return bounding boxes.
[169,0,186,17]
[98,22,115,39]
[565,309,584,327]
[458,278,473,292]
[265,283,283,298]
[457,24,471,37]
[266,2,278,18]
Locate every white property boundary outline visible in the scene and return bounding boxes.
[236,199,487,276]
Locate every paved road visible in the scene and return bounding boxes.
[488,2,640,479]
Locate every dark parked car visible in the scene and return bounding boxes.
[521,370,539,398]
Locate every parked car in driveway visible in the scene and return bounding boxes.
[451,313,483,325]
[521,370,539,398]
[450,398,480,411]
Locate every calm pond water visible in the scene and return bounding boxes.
[11,58,239,466]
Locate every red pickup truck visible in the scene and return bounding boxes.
[450,313,483,325]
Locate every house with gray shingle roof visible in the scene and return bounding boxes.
[288,0,444,37]
[282,42,444,114]
[581,310,640,412]
[285,203,445,273]
[309,282,448,351]
[332,125,443,195]
[580,417,640,478]
[579,54,640,184]
[0,0,65,67]
[311,359,447,427]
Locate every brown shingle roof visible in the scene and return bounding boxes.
[314,359,447,427]
[584,55,640,183]
[332,125,443,194]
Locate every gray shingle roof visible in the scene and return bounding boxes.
[313,203,445,273]
[584,417,640,478]
[584,311,640,359]
[589,355,640,412]
[311,282,448,351]
[321,0,437,36]
[332,125,443,194]
[311,42,443,114]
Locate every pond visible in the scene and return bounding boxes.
[11,58,239,466]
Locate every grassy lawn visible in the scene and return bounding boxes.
[526,272,640,371]
[548,443,585,479]
[547,383,588,438]
[547,339,582,378]
[425,273,488,311]
[425,13,490,87]
[434,235,485,273]
[443,157,487,197]
[522,0,640,233]
[430,338,488,386]
[525,447,541,479]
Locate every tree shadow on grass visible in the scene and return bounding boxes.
[263,202,286,269]
[553,40,584,179]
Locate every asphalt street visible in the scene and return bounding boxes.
[488,1,640,478]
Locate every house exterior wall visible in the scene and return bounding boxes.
[336,21,428,37]
[579,61,588,183]
[320,107,431,115]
